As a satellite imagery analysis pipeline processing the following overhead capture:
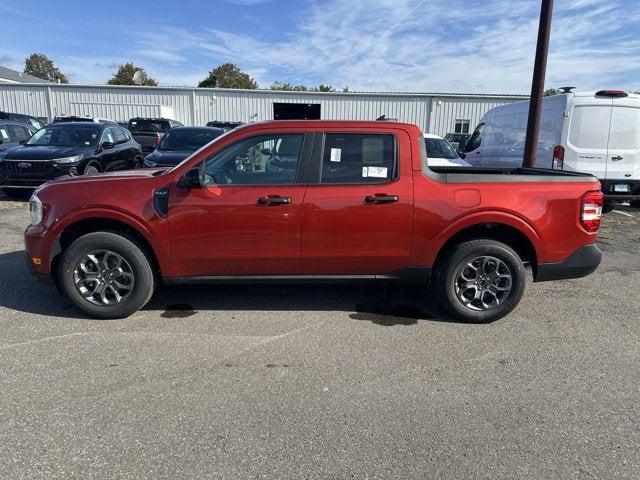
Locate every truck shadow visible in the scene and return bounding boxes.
[0,250,462,324]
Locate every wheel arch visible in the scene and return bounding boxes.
[431,218,540,278]
[50,216,169,286]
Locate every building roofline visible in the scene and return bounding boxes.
[0,82,529,99]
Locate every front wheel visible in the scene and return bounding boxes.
[59,232,155,319]
[435,239,526,323]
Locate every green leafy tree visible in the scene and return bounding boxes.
[314,84,334,92]
[199,63,258,89]
[543,88,560,97]
[107,63,157,86]
[24,53,68,83]
[269,81,309,91]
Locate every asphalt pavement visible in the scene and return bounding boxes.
[1,197,639,479]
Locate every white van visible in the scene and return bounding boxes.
[461,90,640,204]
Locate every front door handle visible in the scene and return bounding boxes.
[257,196,292,205]
[364,194,399,204]
[611,155,624,161]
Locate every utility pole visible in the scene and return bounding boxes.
[523,0,554,168]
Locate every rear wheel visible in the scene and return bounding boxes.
[59,232,155,319]
[133,155,143,169]
[435,239,526,323]
[630,200,640,209]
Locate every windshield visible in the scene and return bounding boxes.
[26,124,100,147]
[425,137,459,160]
[160,129,224,151]
[128,119,171,133]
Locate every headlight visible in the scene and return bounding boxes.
[29,193,43,225]
[52,154,83,164]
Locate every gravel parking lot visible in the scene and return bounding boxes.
[1,195,639,479]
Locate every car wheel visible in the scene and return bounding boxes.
[602,202,615,213]
[629,200,640,209]
[2,188,32,200]
[133,156,143,169]
[58,232,155,319]
[435,239,526,323]
[84,164,101,176]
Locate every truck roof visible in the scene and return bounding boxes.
[238,119,423,131]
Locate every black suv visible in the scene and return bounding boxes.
[0,122,143,198]
[127,118,183,153]
[0,111,45,130]
[0,122,37,153]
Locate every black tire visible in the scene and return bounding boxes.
[133,155,143,169]
[629,200,640,209]
[2,188,32,200]
[84,164,100,176]
[602,202,615,213]
[58,232,155,319]
[435,239,526,323]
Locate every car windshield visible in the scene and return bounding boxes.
[26,124,100,147]
[128,120,170,133]
[425,137,459,160]
[160,129,224,150]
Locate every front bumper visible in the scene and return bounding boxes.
[535,244,602,282]
[24,251,55,286]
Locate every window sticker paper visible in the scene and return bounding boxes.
[367,166,388,178]
[330,148,342,162]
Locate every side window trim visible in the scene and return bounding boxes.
[309,131,400,186]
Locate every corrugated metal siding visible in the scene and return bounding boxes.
[428,96,520,136]
[0,84,525,135]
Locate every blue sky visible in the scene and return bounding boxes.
[1,0,639,93]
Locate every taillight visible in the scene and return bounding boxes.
[581,190,603,233]
[552,145,564,170]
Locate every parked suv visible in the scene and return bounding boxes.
[1,122,142,197]
[127,118,183,153]
[25,120,603,321]
[0,121,37,153]
[0,111,45,130]
[52,115,118,125]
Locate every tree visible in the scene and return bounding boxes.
[24,53,68,83]
[107,63,158,86]
[269,81,308,91]
[314,84,334,92]
[543,88,560,97]
[199,63,257,89]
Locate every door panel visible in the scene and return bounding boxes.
[301,131,414,275]
[606,103,640,180]
[168,132,312,277]
[168,185,305,276]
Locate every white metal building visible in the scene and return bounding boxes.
[0,83,527,136]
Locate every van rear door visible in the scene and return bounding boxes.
[606,99,640,185]
[565,97,612,178]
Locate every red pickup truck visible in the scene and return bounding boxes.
[24,120,603,322]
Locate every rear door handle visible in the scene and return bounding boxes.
[364,194,399,204]
[611,155,624,161]
[257,196,292,205]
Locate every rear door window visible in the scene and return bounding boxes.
[320,133,396,184]
[568,106,611,149]
[608,107,640,150]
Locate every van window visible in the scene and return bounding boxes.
[609,107,640,150]
[568,106,610,149]
[464,123,484,152]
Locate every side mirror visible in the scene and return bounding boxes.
[177,167,201,189]
[101,141,115,150]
